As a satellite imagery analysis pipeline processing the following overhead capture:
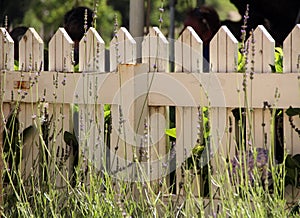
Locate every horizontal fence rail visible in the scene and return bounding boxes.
[0,24,300,195]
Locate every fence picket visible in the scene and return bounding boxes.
[283,24,300,73]
[244,26,275,151]
[49,28,74,72]
[0,103,10,194]
[0,28,14,70]
[284,110,300,155]
[142,27,169,72]
[176,106,198,194]
[174,26,205,193]
[19,28,44,72]
[110,27,136,71]
[210,26,238,72]
[149,106,168,185]
[247,25,275,73]
[18,103,39,184]
[175,26,203,72]
[252,108,272,148]
[79,27,105,72]
[209,26,238,166]
[209,26,237,166]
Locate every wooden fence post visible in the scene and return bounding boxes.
[109,64,149,181]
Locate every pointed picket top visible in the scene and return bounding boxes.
[19,27,44,71]
[110,27,136,71]
[142,27,169,72]
[49,27,74,72]
[283,24,300,73]
[0,28,14,70]
[79,27,105,72]
[210,26,238,72]
[246,25,275,73]
[175,26,203,72]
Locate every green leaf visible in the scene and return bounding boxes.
[286,107,300,117]
[285,155,300,169]
[104,104,111,112]
[285,167,296,186]
[74,64,79,72]
[104,110,111,124]
[165,128,176,138]
[104,104,111,123]
[64,131,78,149]
[14,60,19,70]
[192,144,205,156]
[104,110,111,118]
[292,154,300,166]
[237,49,246,72]
[269,64,276,73]
[274,47,283,73]
[21,125,35,143]
[73,104,79,113]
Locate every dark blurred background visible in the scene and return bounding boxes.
[0,0,239,43]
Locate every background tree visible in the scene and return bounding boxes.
[2,0,121,45]
[108,0,130,29]
[1,0,238,44]
[0,0,32,26]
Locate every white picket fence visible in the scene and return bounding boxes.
[0,24,300,195]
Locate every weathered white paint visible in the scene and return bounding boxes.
[0,28,14,71]
[142,27,169,72]
[110,27,137,71]
[79,27,105,72]
[283,24,300,73]
[49,28,74,72]
[19,28,44,71]
[210,26,238,72]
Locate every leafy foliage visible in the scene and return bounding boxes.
[165,127,176,139]
[238,46,284,73]
[237,47,246,72]
[13,60,19,70]
[3,107,35,184]
[270,47,283,73]
[20,0,121,44]
[285,154,300,187]
[4,0,239,43]
[286,106,300,118]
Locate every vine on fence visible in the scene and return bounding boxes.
[286,107,300,137]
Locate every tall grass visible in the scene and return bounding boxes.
[0,104,295,217]
[1,65,298,217]
[1,4,299,218]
